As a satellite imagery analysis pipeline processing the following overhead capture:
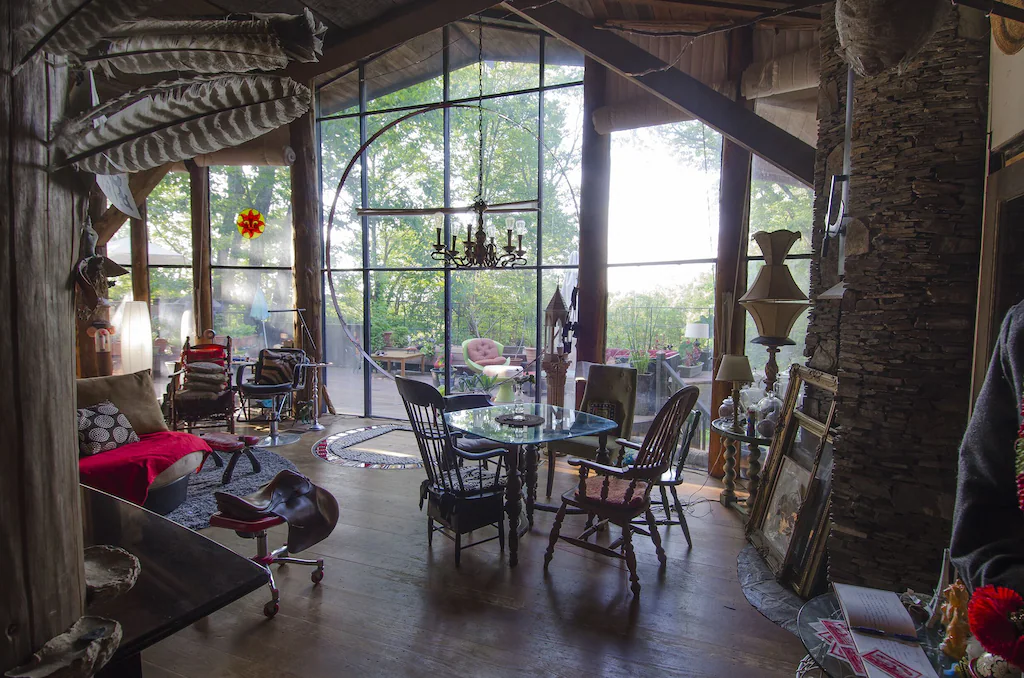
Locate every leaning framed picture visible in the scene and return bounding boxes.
[747,364,838,578]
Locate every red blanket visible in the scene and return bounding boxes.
[79,431,212,505]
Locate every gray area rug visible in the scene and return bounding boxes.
[165,446,297,531]
[312,425,422,469]
[738,543,804,635]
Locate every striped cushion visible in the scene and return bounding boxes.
[257,350,301,385]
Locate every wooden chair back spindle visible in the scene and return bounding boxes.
[633,386,701,476]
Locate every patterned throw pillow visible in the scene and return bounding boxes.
[257,350,302,385]
[77,400,140,457]
[587,401,617,423]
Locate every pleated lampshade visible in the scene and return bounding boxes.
[740,230,809,341]
[120,301,153,375]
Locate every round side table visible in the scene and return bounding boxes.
[711,417,772,507]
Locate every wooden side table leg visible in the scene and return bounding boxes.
[747,443,761,506]
[719,439,737,506]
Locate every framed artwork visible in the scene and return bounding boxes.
[747,364,838,585]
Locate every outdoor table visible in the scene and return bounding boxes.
[375,349,425,376]
[445,403,616,567]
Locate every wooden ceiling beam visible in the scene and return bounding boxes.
[610,0,821,20]
[286,0,500,83]
[502,0,815,187]
[94,165,172,246]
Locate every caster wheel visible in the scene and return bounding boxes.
[263,601,279,618]
[311,569,324,584]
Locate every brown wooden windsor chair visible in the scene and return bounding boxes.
[543,386,700,596]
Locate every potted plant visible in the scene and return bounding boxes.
[431,356,444,387]
[679,340,703,378]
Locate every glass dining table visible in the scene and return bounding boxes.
[444,402,617,567]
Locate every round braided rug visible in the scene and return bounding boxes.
[311,425,422,470]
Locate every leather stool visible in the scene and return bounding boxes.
[200,432,262,484]
[208,512,325,618]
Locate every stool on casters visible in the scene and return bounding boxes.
[208,512,325,618]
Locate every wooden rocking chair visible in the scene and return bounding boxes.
[543,386,699,596]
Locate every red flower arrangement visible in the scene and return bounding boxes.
[968,585,1024,667]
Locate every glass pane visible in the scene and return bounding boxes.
[367,216,446,269]
[212,268,294,361]
[607,264,715,447]
[744,257,810,388]
[321,117,363,269]
[317,68,358,118]
[542,85,583,265]
[364,109,444,209]
[368,271,443,417]
[609,121,722,264]
[451,268,537,398]
[541,268,578,408]
[449,22,539,98]
[544,35,585,86]
[147,171,193,263]
[324,271,365,416]
[748,155,813,256]
[150,267,194,385]
[365,29,443,111]
[209,166,293,267]
[450,94,538,208]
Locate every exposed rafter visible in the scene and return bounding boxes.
[286,0,500,83]
[94,165,172,246]
[502,0,815,186]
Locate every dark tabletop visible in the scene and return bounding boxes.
[82,486,267,660]
[445,403,616,445]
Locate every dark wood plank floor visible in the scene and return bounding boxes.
[143,414,805,677]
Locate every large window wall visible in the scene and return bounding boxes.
[318,19,584,418]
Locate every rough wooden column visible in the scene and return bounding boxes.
[576,57,610,366]
[709,29,753,478]
[131,201,150,303]
[290,103,323,404]
[189,162,213,336]
[709,139,752,477]
[0,3,86,669]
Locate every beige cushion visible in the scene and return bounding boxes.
[77,370,169,435]
[466,339,501,363]
[150,451,203,490]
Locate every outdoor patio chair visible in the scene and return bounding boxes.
[397,377,509,566]
[543,386,699,596]
[462,337,510,373]
[545,364,637,497]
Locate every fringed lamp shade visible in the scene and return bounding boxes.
[740,230,809,342]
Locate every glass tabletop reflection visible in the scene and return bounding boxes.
[444,403,616,446]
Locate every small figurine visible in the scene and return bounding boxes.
[941,579,973,660]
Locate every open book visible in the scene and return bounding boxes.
[833,583,938,678]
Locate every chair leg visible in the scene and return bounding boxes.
[546,447,555,497]
[622,526,641,597]
[245,447,262,473]
[659,485,672,521]
[221,452,240,485]
[645,509,667,567]
[671,486,692,548]
[209,451,224,468]
[498,516,505,552]
[544,502,567,569]
[427,517,434,547]
[453,516,461,567]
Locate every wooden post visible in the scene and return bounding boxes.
[709,139,752,478]
[290,102,323,406]
[130,201,150,304]
[576,57,610,366]
[0,5,86,670]
[189,162,213,337]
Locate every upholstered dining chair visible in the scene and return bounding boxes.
[545,364,637,497]
[397,377,509,566]
[236,348,307,447]
[543,386,699,596]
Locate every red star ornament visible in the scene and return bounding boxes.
[237,208,266,239]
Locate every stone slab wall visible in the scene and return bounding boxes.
[807,4,989,591]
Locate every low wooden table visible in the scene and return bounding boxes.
[375,349,425,376]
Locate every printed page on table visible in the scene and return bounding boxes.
[834,584,937,678]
